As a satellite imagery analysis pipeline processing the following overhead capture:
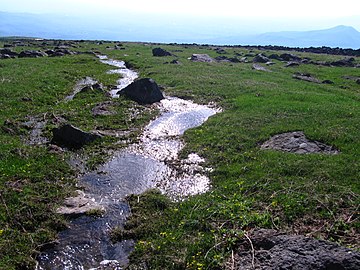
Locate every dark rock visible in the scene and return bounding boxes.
[0,54,12,59]
[268,53,282,60]
[301,58,311,64]
[170,59,181,64]
[331,57,355,67]
[152,47,172,57]
[190,54,215,62]
[215,56,240,63]
[253,53,270,63]
[356,79,360,84]
[322,79,334,84]
[3,44,12,48]
[214,47,227,54]
[285,61,300,67]
[18,50,47,58]
[0,48,18,57]
[118,78,164,105]
[293,73,321,83]
[280,53,302,62]
[261,131,338,154]
[225,229,360,270]
[51,124,101,149]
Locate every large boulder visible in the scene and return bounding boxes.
[225,229,360,270]
[190,54,215,62]
[118,78,164,104]
[51,124,101,149]
[261,131,338,154]
[152,47,172,57]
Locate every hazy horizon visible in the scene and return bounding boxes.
[2,0,360,48]
[2,0,360,33]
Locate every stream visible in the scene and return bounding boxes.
[36,56,218,269]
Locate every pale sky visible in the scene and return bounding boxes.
[2,0,360,18]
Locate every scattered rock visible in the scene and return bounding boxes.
[265,61,275,66]
[285,61,300,67]
[89,260,123,270]
[260,131,338,154]
[280,53,302,62]
[0,48,18,57]
[322,79,334,84]
[18,50,48,58]
[170,59,181,64]
[56,190,104,216]
[330,57,355,67]
[51,124,102,149]
[253,54,270,63]
[118,78,164,105]
[252,64,271,72]
[215,56,240,63]
[225,229,360,270]
[214,47,227,54]
[292,73,321,83]
[190,54,215,62]
[152,47,172,57]
[91,101,115,116]
[164,59,181,65]
[79,82,104,93]
[268,53,282,60]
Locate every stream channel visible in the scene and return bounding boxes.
[36,55,218,269]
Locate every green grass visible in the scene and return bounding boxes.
[0,40,359,269]
[0,41,155,269]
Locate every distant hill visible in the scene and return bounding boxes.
[1,11,360,48]
[207,26,360,49]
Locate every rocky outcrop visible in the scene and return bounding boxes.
[261,131,338,154]
[252,64,271,72]
[51,124,102,149]
[214,47,227,54]
[225,229,360,270]
[285,61,300,67]
[253,54,270,63]
[190,54,215,62]
[330,57,355,67]
[56,190,104,216]
[118,78,164,105]
[152,47,172,57]
[292,73,321,83]
[0,48,18,58]
[280,53,302,62]
[215,56,240,63]
[18,50,48,58]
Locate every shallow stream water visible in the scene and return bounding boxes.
[36,56,218,269]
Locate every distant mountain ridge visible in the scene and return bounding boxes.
[1,11,360,49]
[240,25,360,49]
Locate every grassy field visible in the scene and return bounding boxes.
[0,40,359,269]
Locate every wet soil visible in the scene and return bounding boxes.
[36,55,218,269]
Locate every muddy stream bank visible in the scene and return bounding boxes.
[36,56,218,269]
